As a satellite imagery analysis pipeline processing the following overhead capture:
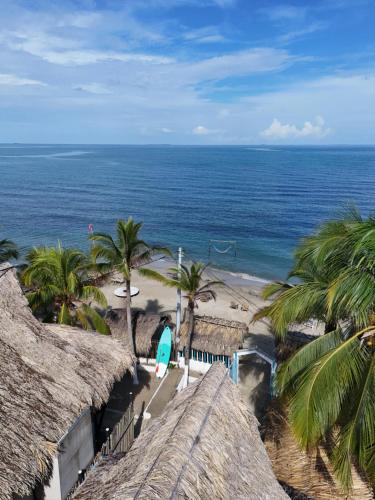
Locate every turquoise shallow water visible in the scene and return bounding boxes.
[1,144,375,280]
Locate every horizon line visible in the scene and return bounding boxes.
[1,142,375,147]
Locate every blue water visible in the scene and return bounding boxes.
[1,144,375,280]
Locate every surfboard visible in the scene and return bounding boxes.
[155,326,172,379]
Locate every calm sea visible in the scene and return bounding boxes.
[1,144,374,280]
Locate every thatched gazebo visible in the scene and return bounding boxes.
[0,264,134,500]
[105,308,169,358]
[178,315,248,370]
[73,363,287,499]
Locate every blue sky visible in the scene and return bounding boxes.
[0,0,374,144]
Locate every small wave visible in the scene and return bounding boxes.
[227,271,269,283]
[0,150,91,159]
[0,144,52,149]
[245,147,278,152]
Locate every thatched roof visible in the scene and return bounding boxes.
[179,315,248,356]
[106,308,167,356]
[276,331,320,362]
[73,363,287,499]
[0,264,134,500]
[263,401,373,499]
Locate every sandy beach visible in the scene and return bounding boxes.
[100,257,271,332]
[99,258,323,418]
[98,258,277,416]
[100,256,322,353]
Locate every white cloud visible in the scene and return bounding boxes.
[57,12,102,29]
[259,5,307,21]
[218,108,230,117]
[0,73,46,86]
[0,1,373,144]
[261,116,331,139]
[193,125,210,135]
[182,26,226,44]
[211,0,236,6]
[5,31,173,66]
[74,83,112,95]
[278,22,328,44]
[39,49,171,66]
[181,48,292,83]
[192,125,221,135]
[192,34,226,43]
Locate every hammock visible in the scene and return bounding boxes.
[208,240,237,256]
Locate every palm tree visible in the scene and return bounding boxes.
[253,210,372,337]
[23,244,109,333]
[253,210,375,490]
[89,217,170,383]
[277,325,374,490]
[141,262,221,387]
[0,238,19,263]
[253,257,338,336]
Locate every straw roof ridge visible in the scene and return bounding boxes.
[179,314,248,356]
[73,363,287,499]
[0,264,133,500]
[106,308,167,356]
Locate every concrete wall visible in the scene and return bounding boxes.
[43,457,61,500]
[177,354,211,374]
[188,358,212,373]
[45,407,94,500]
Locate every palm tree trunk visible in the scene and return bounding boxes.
[183,300,194,388]
[126,279,139,385]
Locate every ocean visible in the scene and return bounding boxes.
[1,144,375,280]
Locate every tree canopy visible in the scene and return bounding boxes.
[254,209,375,490]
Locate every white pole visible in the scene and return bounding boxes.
[175,247,183,339]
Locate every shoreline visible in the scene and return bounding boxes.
[99,255,274,334]
[146,256,272,292]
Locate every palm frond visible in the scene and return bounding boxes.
[76,304,110,334]
[57,302,73,325]
[91,245,120,265]
[332,355,375,491]
[151,245,173,258]
[26,284,60,310]
[81,285,108,307]
[261,281,293,300]
[67,271,78,294]
[277,329,342,393]
[329,265,375,328]
[139,268,180,288]
[288,327,371,448]
[0,238,19,263]
[197,280,223,292]
[255,280,329,338]
[90,232,121,254]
